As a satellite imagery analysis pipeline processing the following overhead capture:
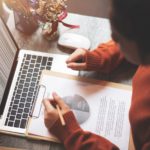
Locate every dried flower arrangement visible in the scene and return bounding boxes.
[35,0,67,22]
[4,0,74,39]
[34,0,68,39]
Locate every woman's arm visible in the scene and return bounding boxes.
[86,40,124,73]
[43,92,119,150]
[66,40,124,73]
[50,111,119,150]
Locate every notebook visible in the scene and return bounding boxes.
[0,16,78,136]
[27,70,132,150]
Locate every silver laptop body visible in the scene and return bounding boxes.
[0,17,77,136]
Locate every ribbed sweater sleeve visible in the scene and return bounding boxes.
[85,40,124,73]
[129,65,150,150]
[50,111,119,150]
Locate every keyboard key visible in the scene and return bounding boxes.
[17,89,22,94]
[27,73,32,78]
[31,59,35,63]
[22,70,27,74]
[19,103,24,108]
[27,98,32,103]
[15,94,21,99]
[29,64,34,68]
[19,80,25,84]
[11,110,17,115]
[24,108,29,113]
[25,103,30,108]
[10,102,13,106]
[29,87,34,92]
[14,120,20,127]
[9,116,15,121]
[14,100,19,104]
[38,76,40,80]
[20,119,27,128]
[21,98,26,102]
[46,66,51,70]
[26,78,31,82]
[22,92,27,97]
[24,83,29,87]
[18,71,21,76]
[16,114,21,119]
[21,75,26,79]
[25,61,29,65]
[21,61,24,66]
[32,78,36,82]
[28,92,33,97]
[35,63,40,68]
[23,88,28,93]
[23,113,28,119]
[48,57,53,61]
[32,55,36,59]
[23,65,28,70]
[5,118,8,126]
[14,86,17,92]
[33,73,38,77]
[42,57,47,66]
[26,55,31,60]
[47,61,52,66]
[30,82,36,87]
[7,113,10,118]
[18,108,23,113]
[12,105,18,110]
[34,68,39,72]
[18,84,23,89]
[8,121,14,127]
[16,81,18,86]
[28,69,33,73]
[37,56,42,63]
[41,66,45,70]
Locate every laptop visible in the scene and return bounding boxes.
[0,17,78,136]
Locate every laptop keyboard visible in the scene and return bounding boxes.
[4,54,53,129]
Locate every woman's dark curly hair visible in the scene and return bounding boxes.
[110,0,150,59]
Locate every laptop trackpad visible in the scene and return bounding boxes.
[51,55,78,76]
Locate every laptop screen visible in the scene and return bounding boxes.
[0,17,18,107]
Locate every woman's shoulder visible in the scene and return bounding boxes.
[133,65,150,87]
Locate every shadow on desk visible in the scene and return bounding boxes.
[79,61,138,85]
[0,146,24,150]
[0,133,65,150]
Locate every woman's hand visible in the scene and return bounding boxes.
[43,92,70,129]
[66,48,88,70]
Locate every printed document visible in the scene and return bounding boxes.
[27,70,132,150]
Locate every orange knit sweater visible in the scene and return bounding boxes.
[50,41,150,150]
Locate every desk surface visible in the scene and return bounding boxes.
[0,12,136,150]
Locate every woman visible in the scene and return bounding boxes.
[43,0,150,149]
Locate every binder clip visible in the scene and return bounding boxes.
[30,84,46,118]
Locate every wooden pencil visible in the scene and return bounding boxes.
[56,104,66,126]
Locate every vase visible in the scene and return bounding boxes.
[42,21,59,40]
[14,11,39,35]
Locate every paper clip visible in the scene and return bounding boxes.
[30,84,46,118]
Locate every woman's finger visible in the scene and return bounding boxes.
[52,92,68,109]
[66,48,86,63]
[43,99,54,112]
[67,62,87,70]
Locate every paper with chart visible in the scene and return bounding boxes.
[27,70,132,150]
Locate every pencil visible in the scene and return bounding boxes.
[56,104,66,126]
